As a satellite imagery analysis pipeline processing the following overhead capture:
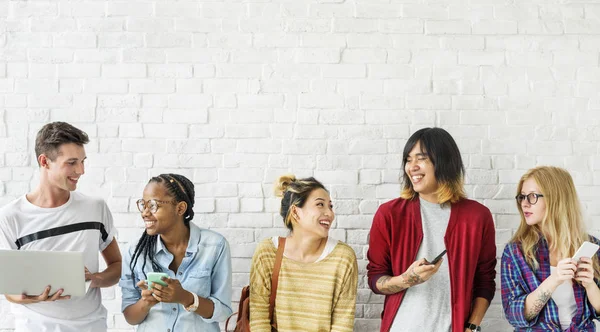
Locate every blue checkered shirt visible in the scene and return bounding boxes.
[501,236,600,331]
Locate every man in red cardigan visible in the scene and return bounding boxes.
[367,127,496,332]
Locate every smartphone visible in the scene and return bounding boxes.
[572,241,600,261]
[146,272,169,288]
[427,249,447,265]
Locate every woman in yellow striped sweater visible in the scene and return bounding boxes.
[249,175,359,332]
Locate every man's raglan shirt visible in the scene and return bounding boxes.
[0,191,117,332]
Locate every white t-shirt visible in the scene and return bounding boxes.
[550,266,577,330]
[271,236,338,262]
[0,191,117,332]
[390,198,452,332]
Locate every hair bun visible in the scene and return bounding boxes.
[274,174,296,197]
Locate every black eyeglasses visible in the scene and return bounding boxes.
[136,199,176,214]
[515,193,544,205]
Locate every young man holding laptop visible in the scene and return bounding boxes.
[0,122,121,332]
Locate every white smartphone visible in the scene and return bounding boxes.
[572,241,600,261]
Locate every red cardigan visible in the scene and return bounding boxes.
[366,198,497,332]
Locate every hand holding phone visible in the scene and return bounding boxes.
[425,249,447,265]
[146,272,169,288]
[572,241,600,262]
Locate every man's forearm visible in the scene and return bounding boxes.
[376,270,424,295]
[466,297,490,326]
[376,275,408,295]
[4,294,37,305]
[95,262,121,288]
[4,294,22,304]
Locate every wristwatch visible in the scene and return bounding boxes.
[184,292,199,312]
[465,323,481,331]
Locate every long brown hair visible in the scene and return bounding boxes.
[400,127,466,204]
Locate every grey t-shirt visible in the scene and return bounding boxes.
[389,197,452,332]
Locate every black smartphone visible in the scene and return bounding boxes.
[428,249,447,265]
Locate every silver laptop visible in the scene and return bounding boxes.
[0,250,86,297]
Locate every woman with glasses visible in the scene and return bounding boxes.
[501,166,600,331]
[119,174,232,332]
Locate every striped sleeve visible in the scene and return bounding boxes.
[331,245,359,332]
[249,239,275,332]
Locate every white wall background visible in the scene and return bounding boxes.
[0,0,599,331]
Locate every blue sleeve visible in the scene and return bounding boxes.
[592,280,600,321]
[118,244,142,312]
[501,244,539,328]
[201,237,233,323]
[592,300,600,321]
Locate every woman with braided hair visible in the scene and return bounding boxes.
[249,174,358,332]
[119,173,233,332]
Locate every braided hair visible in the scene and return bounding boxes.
[129,173,196,284]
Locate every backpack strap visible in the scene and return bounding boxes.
[269,236,286,329]
[225,286,249,331]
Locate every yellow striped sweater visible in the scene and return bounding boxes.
[249,238,358,332]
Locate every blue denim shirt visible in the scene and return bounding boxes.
[119,223,233,332]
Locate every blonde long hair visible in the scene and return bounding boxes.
[511,166,599,277]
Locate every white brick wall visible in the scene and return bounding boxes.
[0,0,599,331]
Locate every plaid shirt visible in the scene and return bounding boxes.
[501,236,600,331]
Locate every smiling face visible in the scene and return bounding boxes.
[140,182,183,236]
[291,188,334,239]
[41,143,86,192]
[404,141,439,203]
[519,177,547,227]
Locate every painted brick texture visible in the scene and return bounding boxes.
[0,0,599,331]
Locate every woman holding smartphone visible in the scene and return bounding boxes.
[249,175,358,332]
[119,174,232,332]
[501,166,600,331]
